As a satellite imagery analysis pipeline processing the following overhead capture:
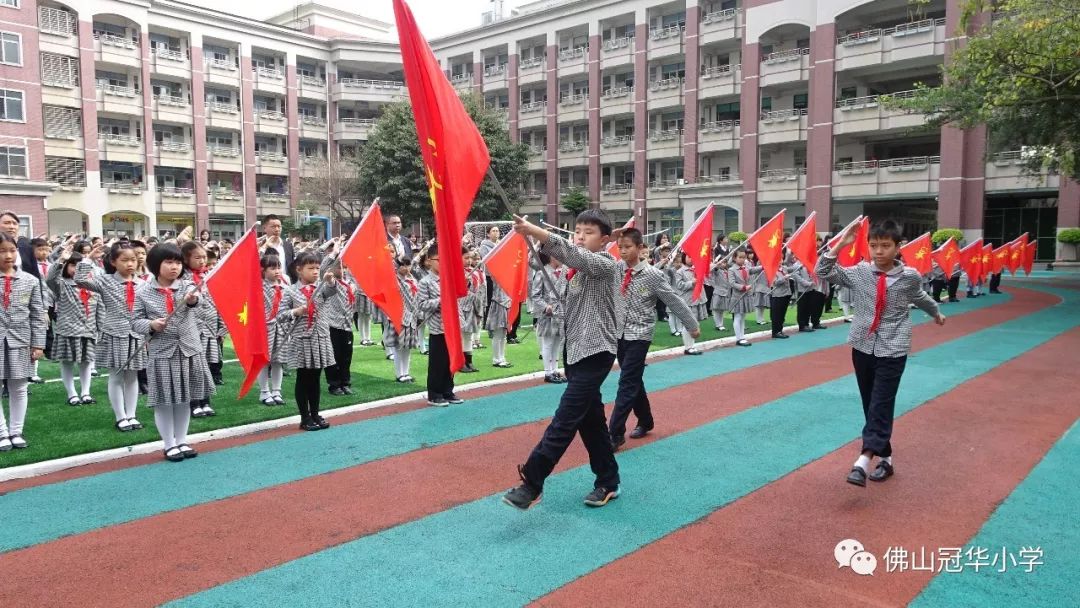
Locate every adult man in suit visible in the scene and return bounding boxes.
[260,214,296,283]
[0,211,40,279]
[385,214,414,262]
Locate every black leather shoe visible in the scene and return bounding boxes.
[300,420,321,431]
[812,324,827,330]
[772,333,789,339]
[799,327,815,333]
[846,466,867,487]
[629,426,651,439]
[610,435,626,452]
[868,460,894,482]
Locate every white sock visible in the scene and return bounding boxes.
[841,303,851,316]
[462,333,473,354]
[492,329,506,363]
[257,366,271,398]
[681,330,695,350]
[539,336,553,373]
[172,401,191,446]
[755,308,765,324]
[882,456,892,466]
[395,347,411,377]
[854,454,872,472]
[6,379,28,435]
[154,406,176,449]
[712,308,725,329]
[79,361,93,397]
[271,364,283,393]
[107,370,126,422]
[33,359,39,376]
[733,314,746,340]
[123,371,139,418]
[60,361,77,398]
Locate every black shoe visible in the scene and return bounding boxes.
[772,332,789,339]
[868,460,893,482]
[812,324,827,330]
[629,426,651,439]
[990,289,1002,294]
[460,365,479,373]
[445,394,464,405]
[341,386,354,395]
[735,339,752,347]
[799,327,815,333]
[544,374,559,384]
[329,387,344,396]
[843,318,852,323]
[164,447,185,462]
[683,348,703,355]
[503,465,542,510]
[846,466,868,487]
[949,298,960,303]
[178,444,198,459]
[427,397,449,407]
[583,486,619,507]
[506,337,521,345]
[300,420,321,431]
[610,435,626,452]
[315,416,330,430]
[213,377,225,386]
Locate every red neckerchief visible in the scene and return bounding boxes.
[2,275,11,308]
[301,284,316,328]
[405,277,418,295]
[79,287,92,316]
[270,284,283,318]
[190,268,204,286]
[343,281,356,305]
[157,287,174,314]
[125,280,136,312]
[868,272,888,336]
[620,267,633,296]
[566,269,577,281]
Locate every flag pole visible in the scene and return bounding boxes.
[485,166,557,295]
[540,221,573,235]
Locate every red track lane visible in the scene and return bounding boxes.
[534,329,1080,608]
[0,288,1055,607]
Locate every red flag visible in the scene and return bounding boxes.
[394,0,491,372]
[204,227,269,398]
[341,202,405,333]
[959,239,983,283]
[1023,241,1037,275]
[605,217,636,257]
[747,209,786,285]
[981,244,993,282]
[932,237,960,275]
[1007,233,1028,275]
[827,216,870,267]
[991,244,1010,275]
[900,232,933,276]
[673,205,714,300]
[483,232,529,328]
[786,211,818,271]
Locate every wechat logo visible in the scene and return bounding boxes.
[835,538,878,576]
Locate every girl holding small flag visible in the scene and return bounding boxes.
[319,251,357,396]
[727,249,760,347]
[458,248,480,373]
[485,279,513,368]
[76,242,147,432]
[181,242,219,417]
[529,252,567,383]
[469,250,485,350]
[386,256,422,383]
[46,251,100,408]
[709,258,730,332]
[132,243,214,462]
[671,252,705,355]
[257,254,289,405]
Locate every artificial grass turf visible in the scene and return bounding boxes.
[1,306,842,468]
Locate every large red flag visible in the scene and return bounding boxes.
[786,211,818,271]
[605,217,636,257]
[991,244,1010,275]
[827,216,870,266]
[981,244,993,282]
[959,239,983,283]
[1023,241,1037,275]
[483,232,529,328]
[1007,233,1028,275]
[673,205,714,300]
[932,237,960,275]
[394,0,490,372]
[340,202,405,333]
[204,227,269,398]
[900,232,933,275]
[747,209,786,285]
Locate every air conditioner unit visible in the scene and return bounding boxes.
[676,178,687,185]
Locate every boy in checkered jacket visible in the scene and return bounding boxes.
[817,218,945,487]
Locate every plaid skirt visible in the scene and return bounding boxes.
[355,295,376,316]
[49,335,96,363]
[484,304,509,331]
[382,323,420,349]
[267,323,289,365]
[711,293,729,312]
[203,335,221,364]
[96,334,148,371]
[534,314,563,338]
[0,339,33,380]
[754,292,770,308]
[286,332,336,369]
[371,307,386,324]
[146,352,214,409]
[690,301,709,322]
[727,290,756,315]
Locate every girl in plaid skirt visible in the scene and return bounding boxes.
[181,242,220,417]
[257,254,290,406]
[386,257,422,383]
[46,251,99,407]
[0,232,47,451]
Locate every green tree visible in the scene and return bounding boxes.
[886,0,1080,179]
[356,93,530,226]
[560,186,591,217]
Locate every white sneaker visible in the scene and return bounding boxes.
[192,406,205,417]
[0,437,11,451]
[10,434,27,449]
[117,419,132,431]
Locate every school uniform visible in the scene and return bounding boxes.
[387,274,422,381]
[529,265,568,379]
[484,280,513,366]
[74,261,147,372]
[609,260,698,444]
[517,233,623,495]
[709,264,731,329]
[793,263,827,330]
[257,278,290,404]
[276,278,338,427]
[768,265,794,337]
[726,264,760,315]
[45,263,99,364]
[0,271,47,445]
[35,259,54,373]
[418,273,455,401]
[323,275,358,393]
[469,267,485,346]
[816,253,940,472]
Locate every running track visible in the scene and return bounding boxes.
[1,279,1077,607]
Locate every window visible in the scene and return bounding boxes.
[0,146,27,177]
[760,96,772,111]
[151,80,181,98]
[1,32,20,65]
[660,62,685,79]
[45,156,86,188]
[0,0,18,8]
[43,105,80,138]
[41,52,78,87]
[794,149,807,169]
[797,38,810,49]
[0,89,24,121]
[840,86,858,99]
[760,44,773,56]
[714,101,740,121]
[793,93,809,110]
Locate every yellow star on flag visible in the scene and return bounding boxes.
[237,302,249,326]
[768,230,781,249]
[700,240,709,258]
[915,247,928,259]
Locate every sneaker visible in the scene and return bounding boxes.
[735,339,752,347]
[202,405,216,417]
[128,419,143,430]
[0,437,11,451]
[191,406,206,417]
[445,394,464,405]
[427,397,449,407]
[29,375,44,384]
[460,365,479,373]
[9,434,27,449]
[342,386,354,395]
[502,466,542,510]
[610,435,626,452]
[583,486,619,507]
[261,397,277,406]
[683,348,703,355]
[272,393,285,405]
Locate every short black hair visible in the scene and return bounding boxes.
[263,214,281,224]
[31,237,48,248]
[62,251,83,277]
[128,239,146,250]
[574,208,612,236]
[146,243,183,277]
[294,251,320,270]
[180,241,205,268]
[397,255,413,267]
[425,243,439,258]
[619,227,645,246]
[261,254,281,270]
[74,240,92,254]
[869,219,903,244]
[108,241,136,263]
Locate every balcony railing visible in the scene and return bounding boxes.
[520,101,547,113]
[301,115,327,126]
[702,8,739,25]
[98,134,141,146]
[450,73,473,84]
[760,108,808,122]
[153,47,185,62]
[159,186,194,197]
[601,135,634,147]
[833,156,941,172]
[519,57,544,70]
[483,64,507,77]
[155,141,191,152]
[527,145,546,156]
[208,145,241,157]
[603,184,632,194]
[256,191,290,201]
[97,83,138,97]
[255,66,285,79]
[338,78,404,90]
[558,141,587,152]
[836,89,924,109]
[648,77,683,91]
[601,86,634,99]
[763,47,810,64]
[154,94,188,107]
[256,109,285,121]
[601,36,633,52]
[649,24,685,40]
[300,75,326,87]
[205,58,237,71]
[701,64,738,79]
[208,102,239,114]
[648,129,682,141]
[837,18,946,45]
[759,168,806,181]
[559,93,588,106]
[700,119,739,132]
[992,150,1024,165]
[697,173,735,184]
[648,180,680,190]
[94,32,137,49]
[210,188,243,200]
[339,117,378,127]
[102,181,146,192]
[255,151,287,162]
[558,46,588,61]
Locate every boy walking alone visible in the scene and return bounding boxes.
[817,218,945,487]
[503,210,624,509]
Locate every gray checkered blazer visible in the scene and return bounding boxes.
[816,253,940,358]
